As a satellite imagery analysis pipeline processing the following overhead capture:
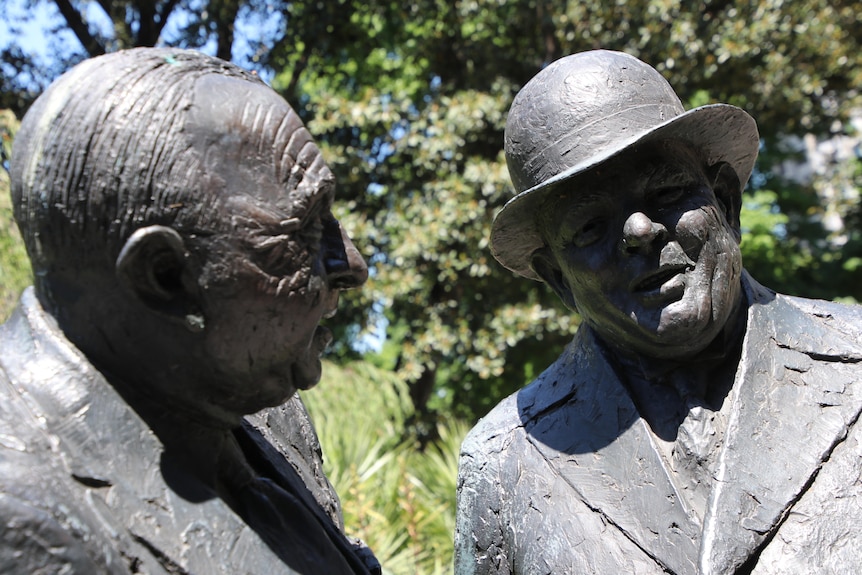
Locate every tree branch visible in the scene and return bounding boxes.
[213,0,241,61]
[537,0,559,65]
[152,0,182,40]
[52,0,106,56]
[96,0,111,17]
[284,38,314,108]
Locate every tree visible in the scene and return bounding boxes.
[0,0,283,116]
[0,109,31,321]
[265,0,862,428]
[2,0,861,428]
[261,2,581,430]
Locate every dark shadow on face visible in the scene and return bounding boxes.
[532,141,745,361]
[521,140,752,452]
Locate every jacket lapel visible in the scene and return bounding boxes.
[699,289,862,574]
[522,278,862,575]
[521,328,701,575]
[1,290,297,573]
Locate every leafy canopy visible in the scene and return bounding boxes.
[1,0,861,424]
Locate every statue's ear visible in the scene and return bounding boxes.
[116,226,202,329]
[710,162,742,243]
[531,247,577,312]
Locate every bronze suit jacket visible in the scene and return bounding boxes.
[455,275,862,575]
[0,288,376,574]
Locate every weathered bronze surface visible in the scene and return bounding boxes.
[456,50,862,575]
[0,48,377,574]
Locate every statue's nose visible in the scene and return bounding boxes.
[323,220,368,290]
[621,212,668,255]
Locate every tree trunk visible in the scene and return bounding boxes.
[53,0,106,56]
[213,0,241,62]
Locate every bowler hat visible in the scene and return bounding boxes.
[491,50,759,281]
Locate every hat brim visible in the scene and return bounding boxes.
[490,104,759,281]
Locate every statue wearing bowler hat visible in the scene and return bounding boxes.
[455,50,862,575]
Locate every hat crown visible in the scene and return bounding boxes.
[505,50,683,194]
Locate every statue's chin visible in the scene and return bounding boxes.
[291,325,332,391]
[291,358,322,392]
[600,300,721,360]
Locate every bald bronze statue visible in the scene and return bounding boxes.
[455,50,862,575]
[0,48,378,574]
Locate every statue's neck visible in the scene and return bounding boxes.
[114,382,259,502]
[603,296,748,440]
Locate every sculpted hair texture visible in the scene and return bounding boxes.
[9,48,265,290]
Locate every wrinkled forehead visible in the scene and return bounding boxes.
[187,75,333,216]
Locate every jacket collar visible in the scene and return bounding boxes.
[699,279,862,574]
[0,289,322,573]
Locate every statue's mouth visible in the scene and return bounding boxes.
[322,292,340,319]
[314,325,334,355]
[291,325,333,391]
[630,264,692,293]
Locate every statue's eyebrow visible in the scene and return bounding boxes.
[275,218,302,233]
[550,188,611,216]
[538,189,610,241]
[247,182,333,241]
[642,147,706,184]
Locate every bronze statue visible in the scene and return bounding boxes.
[0,48,379,574]
[455,50,862,574]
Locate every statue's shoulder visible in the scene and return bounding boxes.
[461,392,521,458]
[0,492,102,573]
[0,369,109,574]
[781,293,862,334]
[764,290,862,356]
[462,336,585,460]
[747,269,859,319]
[746,273,862,349]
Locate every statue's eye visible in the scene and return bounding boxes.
[298,197,332,255]
[650,187,686,209]
[572,217,606,247]
[245,216,323,279]
[300,215,324,253]
[250,238,294,277]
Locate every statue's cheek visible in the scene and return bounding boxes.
[675,206,731,254]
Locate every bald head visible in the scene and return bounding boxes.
[9,48,326,303]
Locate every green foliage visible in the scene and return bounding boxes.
[268,1,581,424]
[3,0,862,426]
[0,0,284,116]
[0,109,31,321]
[740,188,819,297]
[745,139,862,302]
[268,0,862,425]
[3,2,862,567]
[556,0,861,137]
[301,360,468,575]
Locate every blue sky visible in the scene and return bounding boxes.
[1,0,281,84]
[1,1,82,58]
